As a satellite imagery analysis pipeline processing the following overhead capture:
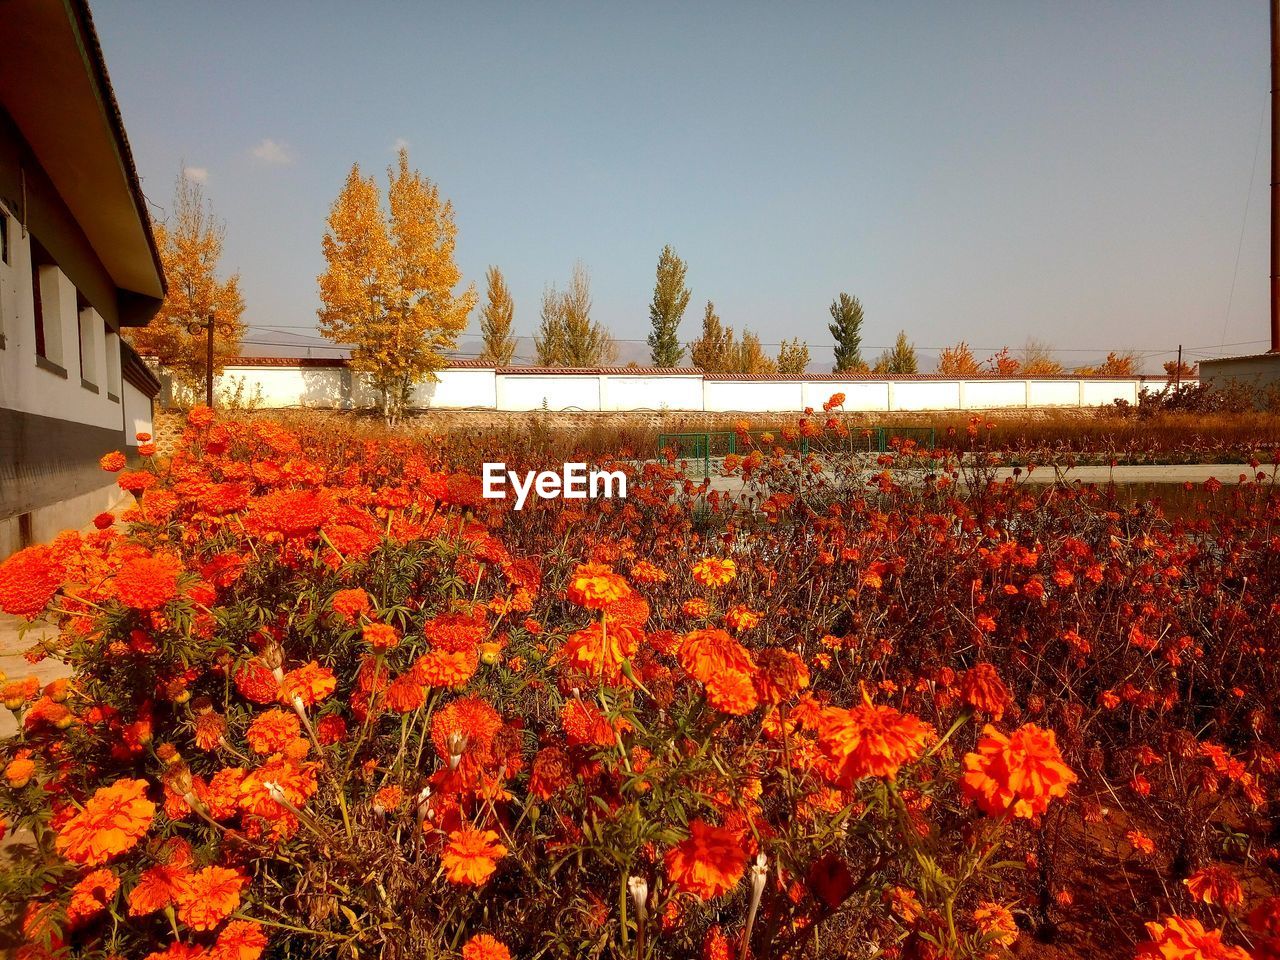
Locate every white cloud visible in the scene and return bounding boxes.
[250,138,294,165]
[182,165,209,183]
[392,137,409,152]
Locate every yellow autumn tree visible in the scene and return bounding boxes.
[936,341,981,375]
[124,172,244,398]
[318,149,476,421]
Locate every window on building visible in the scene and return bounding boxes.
[104,321,122,399]
[31,254,45,358]
[0,207,9,349]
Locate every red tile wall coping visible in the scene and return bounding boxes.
[224,357,1179,382]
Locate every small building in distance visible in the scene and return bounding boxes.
[0,0,165,557]
[1198,352,1280,400]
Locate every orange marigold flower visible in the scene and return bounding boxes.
[0,544,64,618]
[187,405,215,429]
[67,867,120,925]
[279,662,336,707]
[117,469,156,494]
[210,920,268,960]
[194,711,227,751]
[682,598,711,618]
[234,660,279,704]
[373,785,404,813]
[413,648,479,689]
[384,672,428,713]
[99,451,127,472]
[431,697,504,768]
[631,560,669,584]
[462,934,512,960]
[817,700,935,784]
[704,669,759,715]
[973,901,1019,948]
[1184,866,1244,911]
[752,648,810,704]
[331,588,371,625]
[723,604,760,631]
[362,621,400,651]
[441,826,507,885]
[960,663,1012,721]
[961,723,1077,819]
[529,746,573,799]
[239,756,317,828]
[566,562,632,610]
[692,557,737,588]
[245,709,301,754]
[127,841,193,917]
[679,628,756,684]
[55,778,155,866]
[664,819,745,900]
[5,757,35,788]
[1127,830,1156,856]
[560,619,641,684]
[114,554,183,611]
[561,697,629,747]
[1135,916,1251,960]
[176,865,247,931]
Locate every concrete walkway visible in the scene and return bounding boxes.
[0,493,134,739]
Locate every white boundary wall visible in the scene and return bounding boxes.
[215,363,1154,414]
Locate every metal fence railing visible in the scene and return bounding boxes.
[657,425,936,477]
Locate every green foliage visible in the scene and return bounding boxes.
[828,292,866,373]
[647,245,691,367]
[873,330,918,374]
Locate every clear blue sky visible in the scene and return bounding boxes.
[95,1,1271,370]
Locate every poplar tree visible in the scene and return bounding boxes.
[828,292,866,372]
[125,171,245,396]
[479,266,516,365]
[872,331,918,374]
[776,338,810,375]
[534,263,616,366]
[647,245,691,366]
[318,149,476,422]
[688,301,734,372]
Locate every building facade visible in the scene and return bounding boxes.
[0,0,165,556]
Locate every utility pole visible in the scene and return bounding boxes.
[187,309,232,409]
[1176,344,1183,388]
[1272,0,1279,350]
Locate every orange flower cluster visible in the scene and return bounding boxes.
[1135,916,1252,960]
[664,820,746,900]
[817,699,935,784]
[55,778,155,866]
[566,562,632,609]
[961,723,1077,818]
[0,544,64,618]
[442,826,508,885]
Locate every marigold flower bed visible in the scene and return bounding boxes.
[1,406,1279,960]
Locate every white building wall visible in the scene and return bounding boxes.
[410,368,497,409]
[123,380,152,446]
[1027,380,1083,406]
[1081,380,1139,406]
[889,380,962,411]
[209,359,1156,415]
[963,379,1028,409]
[0,219,124,431]
[704,380,806,412]
[603,375,703,411]
[498,375,601,411]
